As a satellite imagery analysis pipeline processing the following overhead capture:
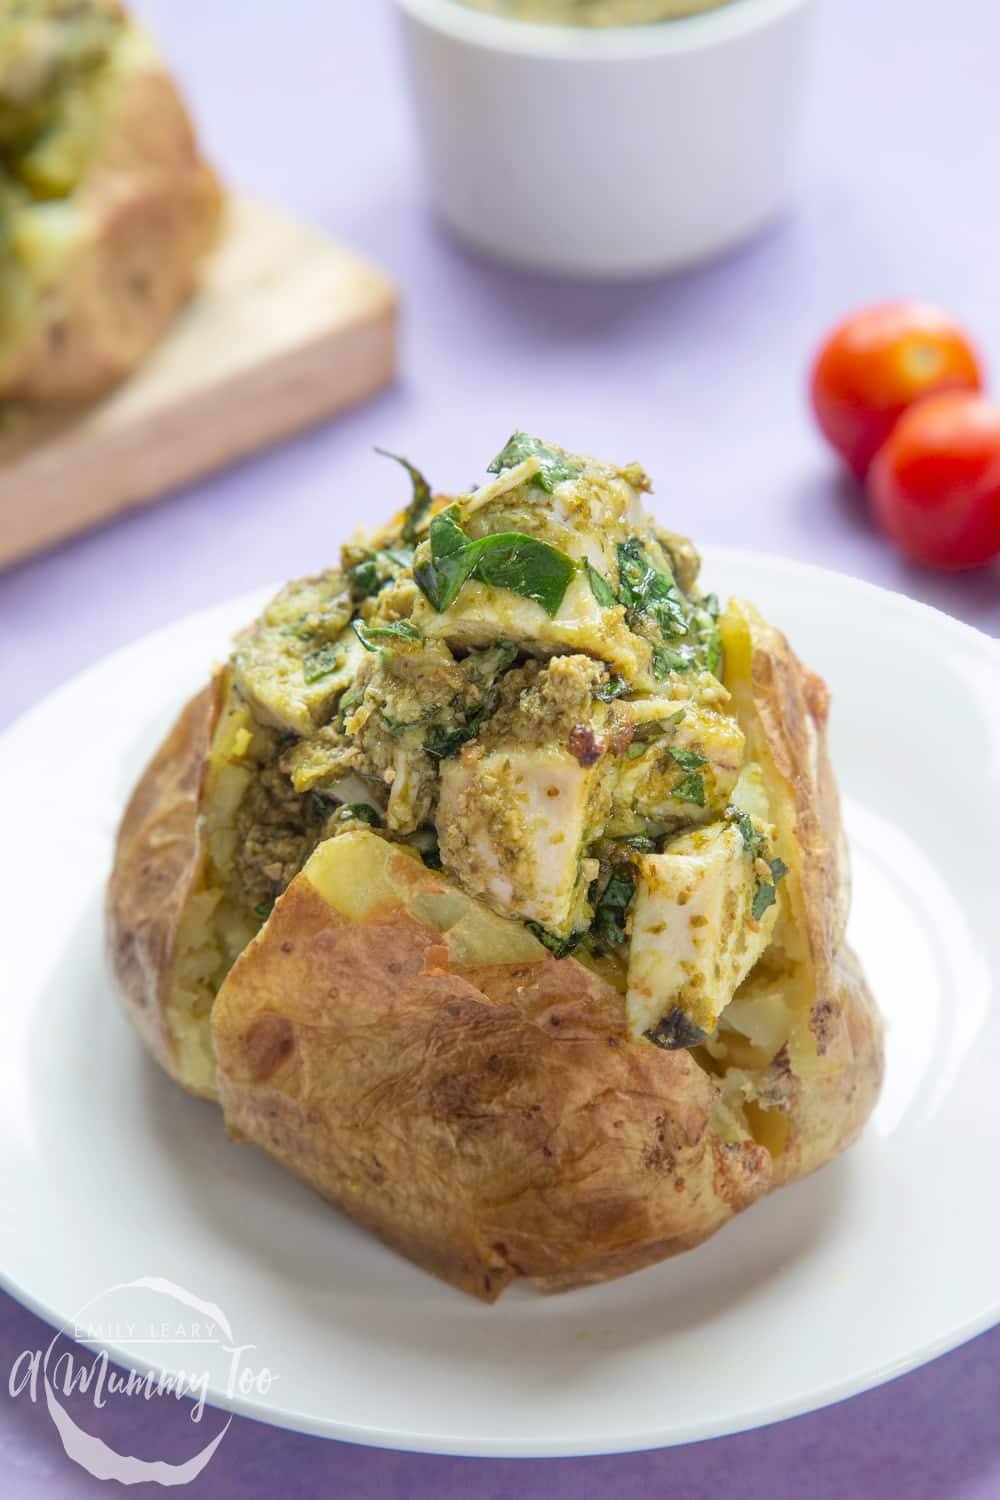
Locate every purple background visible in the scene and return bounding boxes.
[2,0,998,1493]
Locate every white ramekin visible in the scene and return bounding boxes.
[395,0,815,278]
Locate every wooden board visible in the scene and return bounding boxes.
[0,197,397,571]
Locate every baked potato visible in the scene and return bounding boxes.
[0,0,220,402]
[107,435,884,1300]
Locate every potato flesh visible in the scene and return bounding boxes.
[304,828,548,968]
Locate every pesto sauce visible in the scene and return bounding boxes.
[453,0,734,26]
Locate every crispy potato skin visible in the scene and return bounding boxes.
[212,877,772,1302]
[0,48,221,401]
[108,608,884,1301]
[105,678,222,1095]
[742,611,884,1187]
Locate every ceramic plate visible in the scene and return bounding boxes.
[1,551,997,1457]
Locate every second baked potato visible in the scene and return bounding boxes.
[0,0,220,401]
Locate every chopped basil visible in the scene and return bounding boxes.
[302,644,343,683]
[591,868,636,949]
[414,506,575,617]
[584,558,616,608]
[726,807,788,921]
[617,538,688,642]
[645,1006,707,1051]
[728,806,765,858]
[335,803,382,827]
[254,901,274,920]
[353,618,422,652]
[653,644,700,677]
[671,771,706,806]
[527,922,581,959]
[690,593,723,678]
[280,619,316,641]
[593,673,629,703]
[752,856,789,921]
[752,879,778,922]
[487,433,580,494]
[424,720,479,759]
[376,448,433,545]
[667,747,707,771]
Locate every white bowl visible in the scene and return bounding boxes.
[395,0,816,278]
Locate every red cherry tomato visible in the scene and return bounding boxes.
[868,391,1000,570]
[810,302,983,478]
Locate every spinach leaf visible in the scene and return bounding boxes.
[591,868,636,949]
[671,771,706,806]
[302,644,343,683]
[473,534,576,616]
[617,538,688,641]
[487,433,580,494]
[348,547,413,603]
[527,922,581,959]
[353,619,422,652]
[584,557,617,608]
[376,448,433,544]
[413,507,483,612]
[414,507,575,617]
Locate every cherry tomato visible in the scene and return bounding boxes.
[868,391,1000,570]
[810,302,983,478]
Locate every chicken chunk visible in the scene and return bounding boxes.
[412,570,654,685]
[232,573,357,736]
[607,700,745,837]
[437,741,611,937]
[626,820,780,1045]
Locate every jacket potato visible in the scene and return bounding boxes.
[0,0,220,402]
[107,435,884,1301]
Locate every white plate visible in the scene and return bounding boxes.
[1,551,998,1459]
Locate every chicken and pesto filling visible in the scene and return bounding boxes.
[207,434,789,1058]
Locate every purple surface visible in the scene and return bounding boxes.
[1,0,998,1493]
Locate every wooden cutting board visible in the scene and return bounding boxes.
[0,197,397,571]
